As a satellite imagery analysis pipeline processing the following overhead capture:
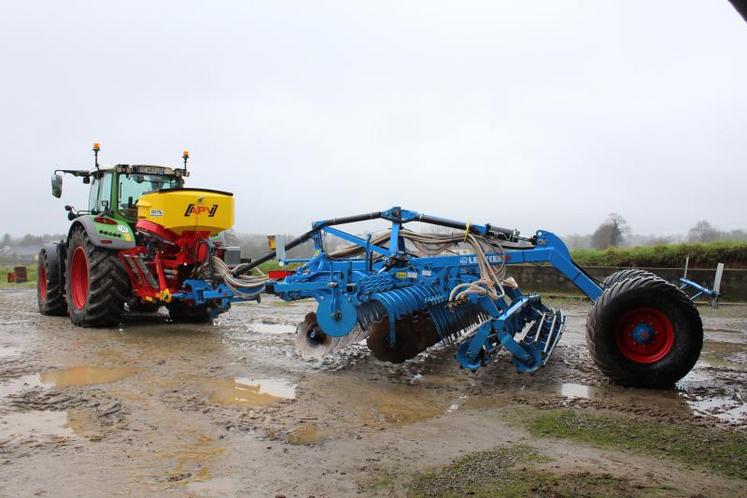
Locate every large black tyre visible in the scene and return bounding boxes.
[602,268,656,288]
[65,227,129,327]
[37,245,67,316]
[586,275,702,388]
[167,302,214,323]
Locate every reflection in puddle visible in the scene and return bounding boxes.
[0,367,132,401]
[363,392,446,427]
[207,377,296,407]
[40,366,133,387]
[246,322,296,335]
[700,340,747,370]
[549,378,747,425]
[688,396,747,423]
[0,410,73,443]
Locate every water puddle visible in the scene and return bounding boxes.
[0,367,133,402]
[66,408,103,438]
[546,379,747,426]
[700,341,747,370]
[688,395,747,423]
[0,410,73,443]
[207,377,296,407]
[556,383,593,399]
[361,392,447,427]
[154,432,225,483]
[287,423,328,445]
[40,366,133,387]
[246,322,296,335]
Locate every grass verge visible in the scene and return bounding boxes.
[0,265,36,289]
[406,445,665,498]
[572,240,747,268]
[527,409,747,480]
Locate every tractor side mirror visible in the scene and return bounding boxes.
[51,174,63,198]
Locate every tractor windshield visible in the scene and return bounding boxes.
[117,173,181,219]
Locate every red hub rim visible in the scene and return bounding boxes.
[70,247,89,310]
[615,307,674,363]
[39,262,47,300]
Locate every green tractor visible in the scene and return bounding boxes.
[37,144,239,327]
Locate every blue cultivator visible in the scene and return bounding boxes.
[231,206,703,388]
[237,207,607,375]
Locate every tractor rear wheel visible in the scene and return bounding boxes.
[602,268,655,288]
[586,275,702,388]
[37,246,67,316]
[65,227,129,327]
[167,302,213,323]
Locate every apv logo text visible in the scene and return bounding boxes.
[184,204,219,217]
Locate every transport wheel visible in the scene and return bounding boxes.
[37,247,67,316]
[65,227,129,327]
[586,275,702,388]
[295,312,349,359]
[367,312,439,363]
[602,268,656,288]
[167,302,213,323]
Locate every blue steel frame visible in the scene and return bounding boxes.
[263,207,602,373]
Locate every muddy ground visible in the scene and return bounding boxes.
[0,289,745,497]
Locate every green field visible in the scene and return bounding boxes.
[572,240,747,268]
[0,265,36,288]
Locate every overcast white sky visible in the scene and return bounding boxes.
[0,1,744,238]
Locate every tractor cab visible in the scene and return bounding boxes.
[90,164,186,224]
[52,144,190,228]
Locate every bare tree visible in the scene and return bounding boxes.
[688,220,720,243]
[591,213,630,249]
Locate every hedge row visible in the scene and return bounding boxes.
[571,241,747,269]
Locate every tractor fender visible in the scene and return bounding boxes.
[67,215,136,250]
[42,241,66,286]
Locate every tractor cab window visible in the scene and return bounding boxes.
[117,173,180,219]
[88,172,113,214]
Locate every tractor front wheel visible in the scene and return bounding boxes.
[37,246,67,316]
[65,227,129,327]
[586,274,702,388]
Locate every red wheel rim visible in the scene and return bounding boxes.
[615,307,674,364]
[39,262,47,301]
[70,247,89,310]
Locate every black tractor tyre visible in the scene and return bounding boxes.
[167,302,214,323]
[37,246,67,316]
[65,227,129,327]
[586,275,702,388]
[602,268,656,288]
